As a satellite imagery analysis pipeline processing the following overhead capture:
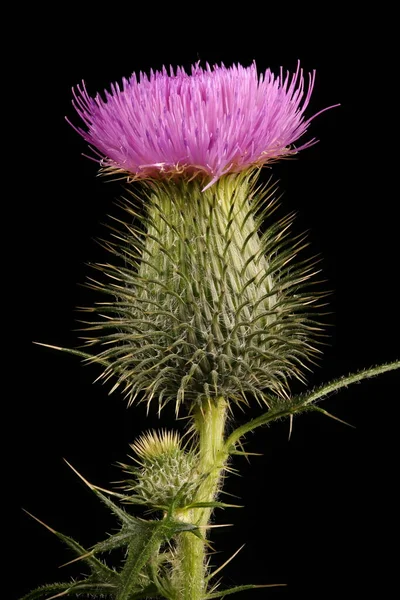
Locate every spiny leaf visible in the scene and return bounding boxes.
[115,521,161,600]
[23,511,116,579]
[20,583,76,600]
[118,515,193,600]
[62,531,134,567]
[64,520,198,569]
[64,460,133,526]
[20,581,117,600]
[225,360,400,448]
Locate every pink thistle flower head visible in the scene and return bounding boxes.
[70,61,335,190]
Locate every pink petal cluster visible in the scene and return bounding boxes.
[70,62,331,189]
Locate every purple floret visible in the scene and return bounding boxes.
[70,61,334,189]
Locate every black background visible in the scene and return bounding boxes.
[15,10,399,600]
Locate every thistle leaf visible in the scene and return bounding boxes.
[225,360,400,448]
[118,516,198,600]
[64,460,133,526]
[20,581,117,600]
[24,464,200,600]
[20,583,77,600]
[23,511,117,580]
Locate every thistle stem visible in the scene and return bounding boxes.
[174,397,228,600]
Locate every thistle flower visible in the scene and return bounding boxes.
[72,62,332,412]
[70,61,332,189]
[23,59,400,600]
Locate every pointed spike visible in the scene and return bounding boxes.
[288,414,294,440]
[46,591,69,600]
[197,523,233,529]
[33,342,99,363]
[229,450,264,457]
[63,459,133,525]
[63,459,95,490]
[312,406,356,428]
[59,550,94,568]
[207,544,246,582]
[22,509,57,534]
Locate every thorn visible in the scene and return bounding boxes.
[32,342,97,363]
[22,509,57,534]
[63,459,95,490]
[237,439,250,464]
[230,450,264,457]
[288,414,293,441]
[207,544,246,581]
[197,523,233,530]
[90,485,128,499]
[59,551,94,568]
[92,483,124,496]
[33,342,65,351]
[251,584,287,589]
[219,490,241,500]
[313,407,356,428]
[47,590,73,600]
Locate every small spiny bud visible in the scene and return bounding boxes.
[120,430,198,508]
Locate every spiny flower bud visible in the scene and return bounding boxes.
[121,430,198,508]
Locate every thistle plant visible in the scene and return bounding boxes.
[24,61,399,600]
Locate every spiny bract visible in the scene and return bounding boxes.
[130,429,184,460]
[81,170,324,412]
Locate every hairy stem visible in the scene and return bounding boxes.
[173,397,228,600]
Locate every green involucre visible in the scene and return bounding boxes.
[82,170,323,411]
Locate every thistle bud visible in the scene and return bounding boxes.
[121,430,198,508]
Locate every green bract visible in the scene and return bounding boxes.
[83,170,323,413]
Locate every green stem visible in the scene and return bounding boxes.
[174,397,228,600]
